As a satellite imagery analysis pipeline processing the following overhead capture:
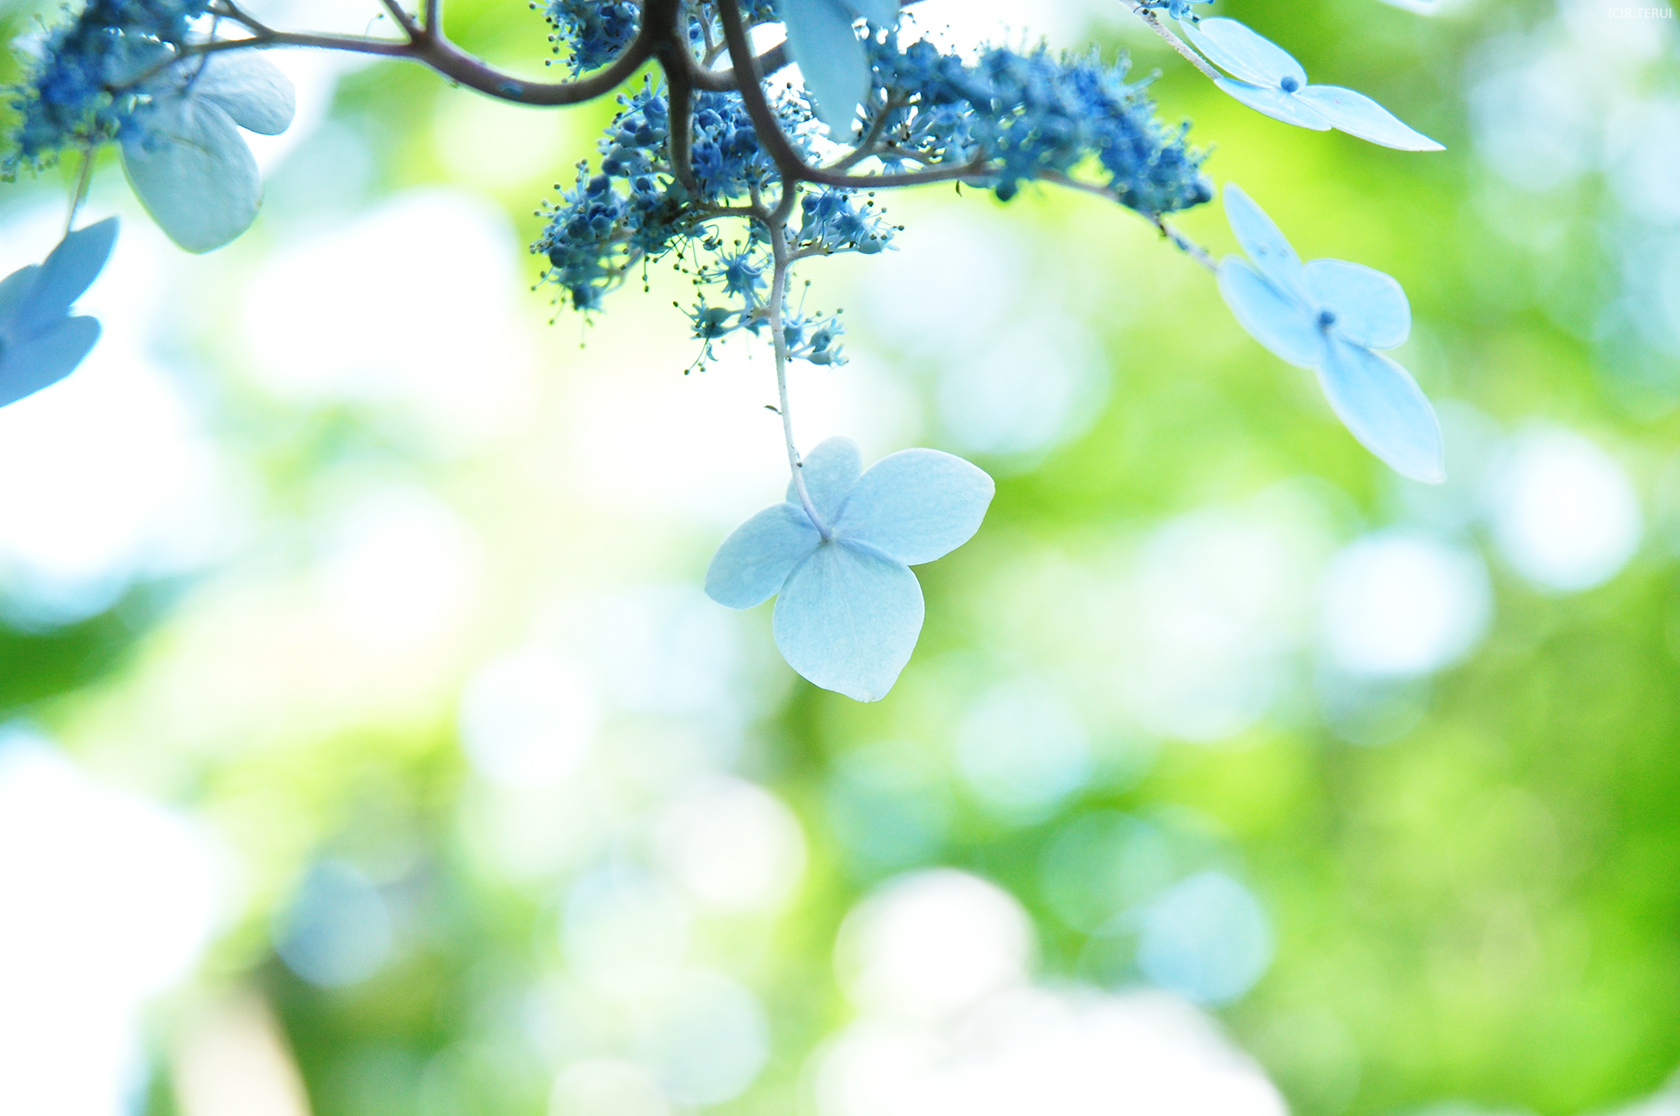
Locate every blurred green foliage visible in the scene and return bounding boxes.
[2,1,1678,1115]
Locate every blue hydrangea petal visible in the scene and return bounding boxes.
[1305,258,1411,350]
[190,51,297,136]
[1180,17,1307,89]
[1214,79,1333,132]
[833,448,995,566]
[1222,183,1311,303]
[788,435,862,524]
[11,218,118,338]
[1316,335,1444,484]
[1295,85,1444,151]
[122,93,262,253]
[1217,257,1325,368]
[772,539,925,702]
[838,0,899,24]
[780,0,870,135]
[705,501,823,609]
[0,266,42,334]
[0,316,100,408]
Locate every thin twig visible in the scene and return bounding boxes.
[65,146,95,235]
[1121,1,1224,83]
[179,18,654,105]
[1041,170,1218,272]
[378,0,423,39]
[767,219,825,533]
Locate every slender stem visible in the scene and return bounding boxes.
[689,41,788,91]
[766,213,825,535]
[825,94,901,173]
[1122,2,1224,83]
[424,0,441,34]
[1040,170,1218,273]
[378,0,423,39]
[65,146,95,235]
[1154,216,1218,273]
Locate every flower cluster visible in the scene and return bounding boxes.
[865,35,1213,213]
[542,0,639,75]
[6,0,207,165]
[535,80,887,365]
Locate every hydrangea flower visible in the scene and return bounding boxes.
[0,218,118,408]
[1216,183,1443,483]
[780,0,900,134]
[867,35,1213,211]
[545,0,640,75]
[706,437,994,701]
[1180,18,1442,151]
[121,51,297,252]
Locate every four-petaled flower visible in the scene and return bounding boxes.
[1181,17,1443,151]
[0,217,118,409]
[706,437,994,701]
[1217,183,1444,483]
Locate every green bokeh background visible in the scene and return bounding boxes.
[1,0,1677,1114]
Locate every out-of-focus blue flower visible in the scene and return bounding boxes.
[0,218,118,409]
[1180,18,1443,151]
[6,0,212,164]
[1216,183,1444,483]
[706,437,994,701]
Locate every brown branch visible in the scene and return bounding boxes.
[198,0,654,105]
[377,0,423,40]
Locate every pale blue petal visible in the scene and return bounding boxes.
[1305,258,1411,350]
[191,51,297,136]
[0,265,41,336]
[1296,85,1444,151]
[122,95,261,253]
[838,0,898,24]
[772,540,924,702]
[1217,257,1325,368]
[1222,183,1310,302]
[788,435,862,524]
[0,316,100,408]
[780,0,870,135]
[833,448,995,565]
[1180,17,1306,88]
[1316,336,1444,483]
[705,501,822,609]
[11,218,118,337]
[1215,78,1332,131]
